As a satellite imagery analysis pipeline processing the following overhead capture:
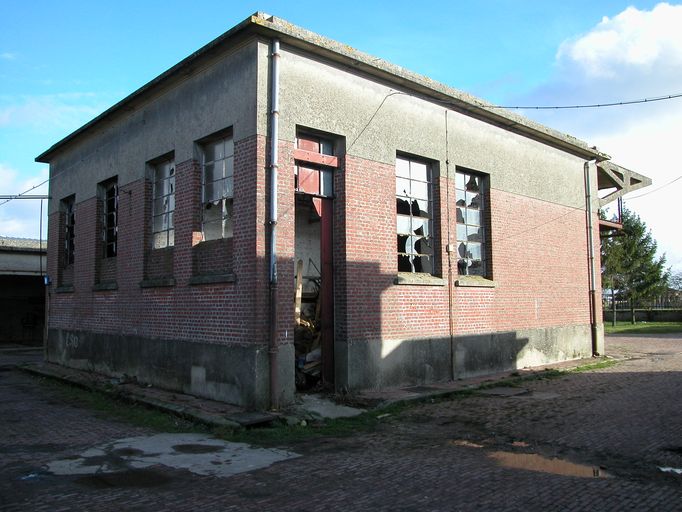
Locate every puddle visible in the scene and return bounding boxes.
[46,433,299,479]
[173,444,224,454]
[659,467,682,475]
[75,468,171,488]
[489,451,609,478]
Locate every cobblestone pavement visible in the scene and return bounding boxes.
[2,334,682,511]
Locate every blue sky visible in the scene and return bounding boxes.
[1,1,680,271]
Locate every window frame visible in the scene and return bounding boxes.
[151,157,175,249]
[61,195,75,266]
[396,154,435,275]
[100,177,118,259]
[455,168,488,277]
[200,133,234,241]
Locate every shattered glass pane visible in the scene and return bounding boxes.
[397,234,408,253]
[456,207,465,224]
[467,225,483,241]
[467,242,482,260]
[414,236,432,255]
[469,259,484,276]
[465,175,480,192]
[456,189,466,206]
[397,198,411,215]
[398,254,412,272]
[467,191,481,209]
[413,255,432,273]
[413,199,429,217]
[411,217,430,237]
[396,177,410,197]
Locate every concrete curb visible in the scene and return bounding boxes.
[21,363,246,430]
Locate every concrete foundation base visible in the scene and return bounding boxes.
[336,323,596,390]
[46,329,273,409]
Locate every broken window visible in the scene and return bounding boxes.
[201,135,233,241]
[396,156,433,273]
[61,195,75,266]
[456,169,487,276]
[152,158,175,248]
[100,177,118,258]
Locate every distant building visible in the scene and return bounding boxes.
[0,237,46,345]
[37,13,649,409]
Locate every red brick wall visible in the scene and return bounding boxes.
[337,154,594,342]
[47,135,270,346]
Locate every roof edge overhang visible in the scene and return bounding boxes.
[37,12,610,163]
[597,161,652,207]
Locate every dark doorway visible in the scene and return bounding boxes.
[294,194,334,390]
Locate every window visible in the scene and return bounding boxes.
[456,169,487,276]
[61,195,75,265]
[101,178,118,258]
[396,156,433,273]
[202,135,233,241]
[294,132,335,197]
[152,158,175,248]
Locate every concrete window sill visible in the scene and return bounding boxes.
[394,273,446,286]
[55,284,75,294]
[92,281,118,292]
[140,277,176,288]
[455,275,497,288]
[188,273,236,285]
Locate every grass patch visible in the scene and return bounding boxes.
[604,321,682,335]
[41,377,208,434]
[570,359,618,373]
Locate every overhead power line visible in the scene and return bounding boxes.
[489,92,682,110]
[625,175,682,200]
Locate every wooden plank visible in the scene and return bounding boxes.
[294,259,304,325]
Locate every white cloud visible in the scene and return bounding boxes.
[557,4,682,80]
[519,3,682,272]
[0,52,16,61]
[0,163,49,240]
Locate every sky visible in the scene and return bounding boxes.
[1,0,680,272]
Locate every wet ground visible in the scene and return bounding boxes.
[2,334,682,511]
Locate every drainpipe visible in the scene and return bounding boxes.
[268,39,281,409]
[584,160,600,356]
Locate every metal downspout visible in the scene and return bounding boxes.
[268,39,281,409]
[584,161,600,356]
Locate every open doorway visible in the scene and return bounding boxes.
[294,194,333,391]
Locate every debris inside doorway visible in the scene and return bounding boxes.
[294,258,322,390]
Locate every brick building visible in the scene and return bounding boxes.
[37,13,650,409]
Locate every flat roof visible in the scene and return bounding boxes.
[36,12,609,163]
